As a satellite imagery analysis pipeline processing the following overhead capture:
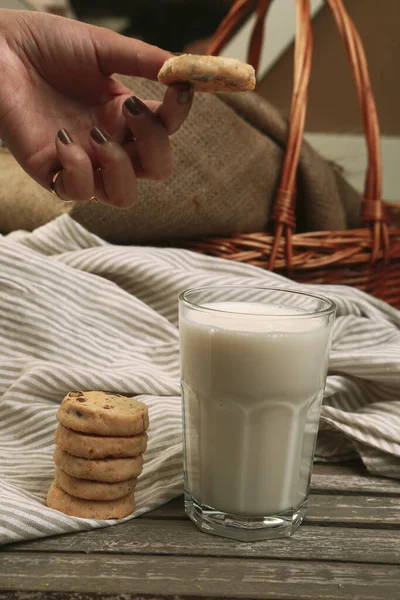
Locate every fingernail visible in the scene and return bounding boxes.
[58,128,73,145]
[124,96,146,116]
[177,84,192,104]
[90,127,109,144]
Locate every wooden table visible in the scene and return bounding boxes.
[1,462,399,600]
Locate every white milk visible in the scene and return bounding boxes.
[180,301,331,516]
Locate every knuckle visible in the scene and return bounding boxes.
[100,149,126,168]
[72,155,90,169]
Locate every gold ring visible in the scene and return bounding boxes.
[50,170,73,203]
[91,167,101,203]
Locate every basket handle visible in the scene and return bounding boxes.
[208,0,389,269]
[325,0,389,263]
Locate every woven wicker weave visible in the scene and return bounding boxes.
[182,0,400,309]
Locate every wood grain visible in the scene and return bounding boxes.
[140,493,400,526]
[0,553,399,600]
[6,520,399,565]
[311,464,400,495]
[306,494,400,525]
[1,463,398,599]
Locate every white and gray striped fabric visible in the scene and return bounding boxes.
[0,215,399,545]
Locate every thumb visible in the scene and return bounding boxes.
[90,25,172,81]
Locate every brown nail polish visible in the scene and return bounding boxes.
[177,84,192,105]
[124,96,146,116]
[58,129,73,145]
[90,127,109,144]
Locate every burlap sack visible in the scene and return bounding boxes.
[0,76,361,243]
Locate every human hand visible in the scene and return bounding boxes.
[0,10,193,207]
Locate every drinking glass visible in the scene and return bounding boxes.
[179,286,336,541]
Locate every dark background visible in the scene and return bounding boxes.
[70,0,236,53]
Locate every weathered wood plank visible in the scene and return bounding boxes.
[312,464,400,495]
[5,520,399,565]
[143,493,400,526]
[0,554,399,600]
[306,494,400,525]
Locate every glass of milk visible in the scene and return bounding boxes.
[179,286,336,541]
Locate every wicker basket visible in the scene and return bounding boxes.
[180,0,400,309]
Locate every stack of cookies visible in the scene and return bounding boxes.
[47,390,149,519]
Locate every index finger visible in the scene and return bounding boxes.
[90,25,172,80]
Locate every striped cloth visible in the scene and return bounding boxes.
[0,215,399,545]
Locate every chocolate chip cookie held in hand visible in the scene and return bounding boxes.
[47,391,149,519]
[0,9,193,206]
[158,54,256,92]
